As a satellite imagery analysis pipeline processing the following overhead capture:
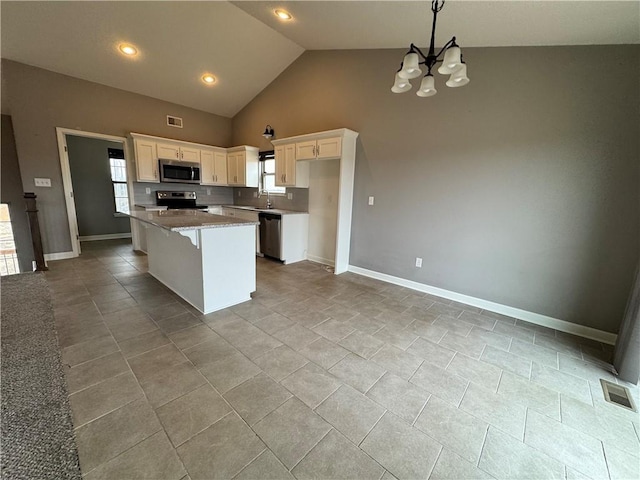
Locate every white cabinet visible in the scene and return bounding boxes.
[221,207,260,253]
[274,144,300,187]
[157,143,200,162]
[130,133,258,188]
[201,149,228,186]
[227,147,259,187]
[180,146,200,162]
[275,143,309,187]
[133,138,159,182]
[156,142,179,160]
[295,136,342,161]
[281,214,309,264]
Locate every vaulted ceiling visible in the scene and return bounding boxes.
[2,1,638,118]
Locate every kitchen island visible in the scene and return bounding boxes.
[127,208,258,314]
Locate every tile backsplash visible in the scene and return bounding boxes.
[132,182,233,206]
[132,182,309,211]
[233,187,309,212]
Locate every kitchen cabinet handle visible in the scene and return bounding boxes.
[154,170,157,178]
[317,144,320,156]
[312,146,316,156]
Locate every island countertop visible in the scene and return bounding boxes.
[127,208,258,232]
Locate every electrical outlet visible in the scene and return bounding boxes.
[34,178,51,187]
[237,191,241,197]
[287,193,293,200]
[368,196,374,205]
[415,257,423,268]
[207,188,211,195]
[145,187,151,195]
[253,192,257,198]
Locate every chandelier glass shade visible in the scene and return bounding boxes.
[391,0,469,97]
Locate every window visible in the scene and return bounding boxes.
[108,148,130,214]
[259,150,286,195]
[0,204,20,275]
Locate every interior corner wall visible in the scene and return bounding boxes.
[231,46,640,334]
[0,59,233,255]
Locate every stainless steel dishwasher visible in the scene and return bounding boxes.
[259,212,281,260]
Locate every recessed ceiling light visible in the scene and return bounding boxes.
[202,74,217,85]
[118,43,138,56]
[274,9,292,20]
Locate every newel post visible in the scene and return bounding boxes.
[24,192,48,271]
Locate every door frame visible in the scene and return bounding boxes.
[55,128,133,257]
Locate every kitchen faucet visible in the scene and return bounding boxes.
[258,189,272,209]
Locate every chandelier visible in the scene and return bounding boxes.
[392,0,469,97]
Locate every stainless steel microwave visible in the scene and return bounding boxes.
[159,159,201,184]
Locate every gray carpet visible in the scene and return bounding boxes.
[1,273,81,480]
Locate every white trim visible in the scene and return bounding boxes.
[55,127,133,258]
[307,254,335,267]
[44,251,75,262]
[348,265,618,345]
[79,233,132,242]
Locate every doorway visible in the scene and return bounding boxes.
[56,128,134,256]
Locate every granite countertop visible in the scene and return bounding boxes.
[221,205,308,215]
[127,208,258,232]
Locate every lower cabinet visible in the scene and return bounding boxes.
[217,207,309,264]
[221,207,260,254]
[280,214,309,264]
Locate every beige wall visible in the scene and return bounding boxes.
[1,59,232,254]
[232,46,640,333]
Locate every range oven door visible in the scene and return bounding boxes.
[159,159,201,184]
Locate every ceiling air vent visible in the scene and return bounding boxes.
[167,115,183,128]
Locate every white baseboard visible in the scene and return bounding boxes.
[44,251,75,262]
[348,265,618,345]
[307,254,335,267]
[79,233,132,242]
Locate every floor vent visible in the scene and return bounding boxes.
[600,379,637,412]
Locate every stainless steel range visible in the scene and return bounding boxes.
[156,191,208,210]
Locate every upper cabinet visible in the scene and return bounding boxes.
[200,149,228,186]
[156,142,200,163]
[227,146,259,187]
[295,136,342,161]
[130,133,258,186]
[133,138,159,182]
[274,144,294,186]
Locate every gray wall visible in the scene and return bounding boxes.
[65,136,131,237]
[1,59,233,254]
[232,46,640,334]
[1,114,34,272]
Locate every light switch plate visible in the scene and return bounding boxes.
[145,187,151,194]
[287,193,293,200]
[207,188,211,195]
[34,178,52,187]
[368,196,374,205]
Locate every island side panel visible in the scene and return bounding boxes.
[146,225,205,312]
[201,224,256,313]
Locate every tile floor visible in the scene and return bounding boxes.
[45,239,639,480]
